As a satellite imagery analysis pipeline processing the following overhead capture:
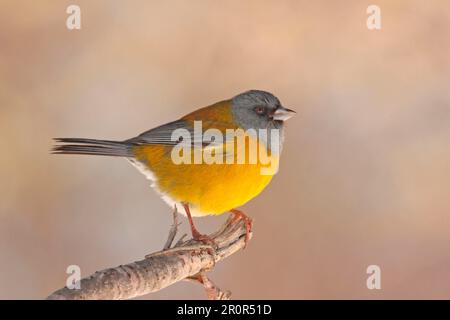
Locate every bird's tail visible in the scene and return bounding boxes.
[52,138,133,157]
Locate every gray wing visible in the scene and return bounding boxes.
[127,120,195,146]
[127,119,219,147]
[126,119,235,159]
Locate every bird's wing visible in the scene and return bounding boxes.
[128,119,258,162]
[127,119,235,148]
[127,120,195,146]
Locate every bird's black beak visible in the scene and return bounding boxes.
[272,106,296,121]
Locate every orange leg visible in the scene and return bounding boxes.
[183,203,216,246]
[230,209,253,248]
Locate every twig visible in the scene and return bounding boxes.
[186,273,232,300]
[163,205,180,250]
[46,215,251,300]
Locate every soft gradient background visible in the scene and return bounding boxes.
[1,0,449,299]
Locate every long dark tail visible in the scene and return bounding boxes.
[52,138,133,157]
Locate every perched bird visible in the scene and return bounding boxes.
[53,90,295,246]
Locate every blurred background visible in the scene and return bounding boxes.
[1,0,450,299]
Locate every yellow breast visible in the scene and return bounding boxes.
[132,135,279,216]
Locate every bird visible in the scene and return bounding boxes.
[53,90,295,246]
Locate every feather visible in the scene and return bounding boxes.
[52,138,132,157]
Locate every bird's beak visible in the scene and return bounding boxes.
[272,106,296,121]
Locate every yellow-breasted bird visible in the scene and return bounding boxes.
[53,90,295,245]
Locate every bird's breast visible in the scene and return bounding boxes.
[132,135,279,216]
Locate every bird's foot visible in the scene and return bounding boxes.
[230,209,253,248]
[191,229,218,253]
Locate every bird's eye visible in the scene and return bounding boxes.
[254,106,265,115]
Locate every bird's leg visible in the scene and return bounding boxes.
[229,209,253,248]
[183,203,217,248]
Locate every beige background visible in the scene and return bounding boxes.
[1,0,450,299]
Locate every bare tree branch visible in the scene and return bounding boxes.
[46,215,251,300]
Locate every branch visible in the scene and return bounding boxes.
[46,213,251,300]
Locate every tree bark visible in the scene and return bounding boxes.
[47,215,250,300]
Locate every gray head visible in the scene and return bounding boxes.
[231,90,295,131]
[231,90,295,153]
